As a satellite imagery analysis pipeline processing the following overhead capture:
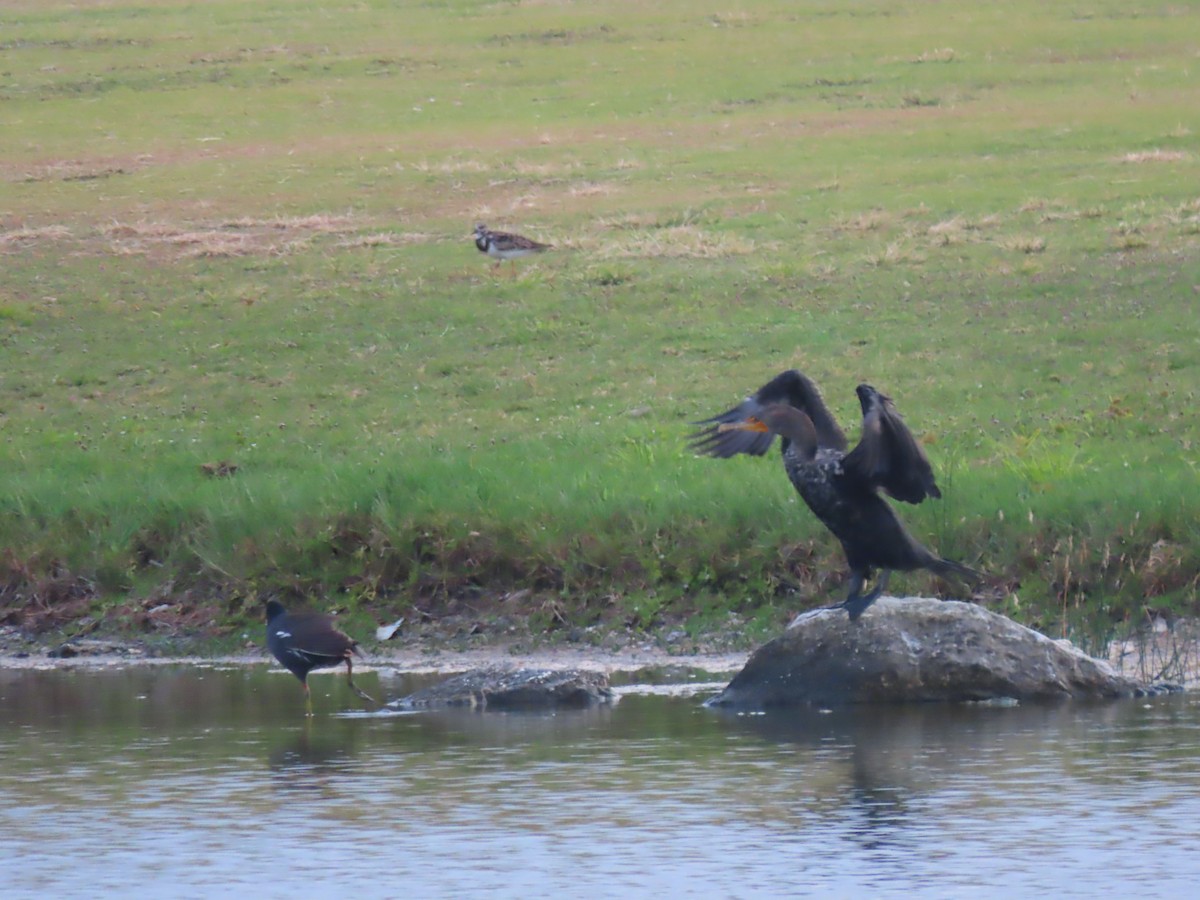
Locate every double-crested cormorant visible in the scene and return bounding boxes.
[265,600,377,715]
[473,223,552,273]
[690,370,980,620]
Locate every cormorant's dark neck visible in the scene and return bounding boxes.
[768,405,820,460]
[770,370,846,450]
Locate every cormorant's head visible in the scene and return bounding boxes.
[856,383,892,412]
[718,405,817,453]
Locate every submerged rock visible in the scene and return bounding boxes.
[389,667,615,711]
[706,597,1152,709]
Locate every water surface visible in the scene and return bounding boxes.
[2,665,1198,898]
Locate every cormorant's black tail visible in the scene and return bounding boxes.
[929,558,983,587]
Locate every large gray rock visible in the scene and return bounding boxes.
[389,667,615,711]
[706,597,1150,709]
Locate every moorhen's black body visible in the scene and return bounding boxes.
[690,369,981,620]
[265,599,377,715]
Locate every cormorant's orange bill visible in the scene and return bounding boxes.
[718,417,770,434]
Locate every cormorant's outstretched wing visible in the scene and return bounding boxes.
[688,369,847,458]
[688,394,777,458]
[842,384,941,504]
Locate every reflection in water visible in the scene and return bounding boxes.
[2,667,1199,897]
[713,699,1200,876]
[268,726,361,796]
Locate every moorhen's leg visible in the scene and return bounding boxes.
[344,656,378,706]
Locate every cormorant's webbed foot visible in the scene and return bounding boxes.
[841,571,891,621]
[822,571,863,613]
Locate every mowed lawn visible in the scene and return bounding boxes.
[1,0,1198,644]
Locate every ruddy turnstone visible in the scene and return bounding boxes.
[473,223,552,273]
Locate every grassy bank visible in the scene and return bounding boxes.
[2,0,1198,648]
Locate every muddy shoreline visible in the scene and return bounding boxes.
[0,625,750,676]
[0,647,751,675]
[3,616,1196,689]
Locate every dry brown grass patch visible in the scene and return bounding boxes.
[597,212,662,231]
[1119,149,1190,164]
[912,47,956,63]
[863,241,924,267]
[11,161,133,184]
[1039,210,1080,223]
[511,159,579,178]
[927,216,970,245]
[838,209,892,234]
[408,158,491,175]
[265,214,357,232]
[600,226,757,259]
[568,181,619,198]
[164,231,256,257]
[1017,198,1062,214]
[999,235,1048,254]
[338,232,436,248]
[0,225,72,246]
[102,221,180,239]
[100,221,254,257]
[89,212,371,258]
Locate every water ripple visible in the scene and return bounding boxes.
[3,669,1200,897]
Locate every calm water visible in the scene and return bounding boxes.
[2,664,1199,899]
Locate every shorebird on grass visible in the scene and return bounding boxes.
[472,222,552,275]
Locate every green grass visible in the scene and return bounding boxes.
[1,0,1198,646]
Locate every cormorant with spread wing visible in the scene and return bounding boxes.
[689,370,980,620]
